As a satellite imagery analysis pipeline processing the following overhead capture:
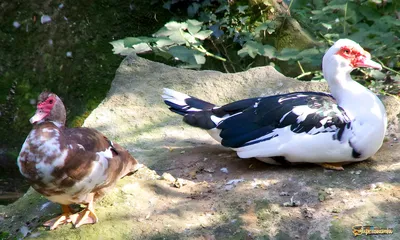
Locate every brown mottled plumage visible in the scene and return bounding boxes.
[17,92,141,230]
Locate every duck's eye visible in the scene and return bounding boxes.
[49,99,53,104]
[344,49,350,54]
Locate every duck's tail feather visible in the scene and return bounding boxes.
[162,88,218,130]
[162,88,215,115]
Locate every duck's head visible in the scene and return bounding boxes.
[322,39,382,81]
[30,92,66,126]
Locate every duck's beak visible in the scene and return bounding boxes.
[355,58,382,70]
[29,109,47,124]
[354,51,382,70]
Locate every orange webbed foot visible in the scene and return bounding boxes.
[319,162,345,171]
[43,205,74,230]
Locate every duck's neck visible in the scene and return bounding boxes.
[324,67,357,104]
[323,65,385,122]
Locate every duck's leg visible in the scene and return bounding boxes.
[319,162,345,171]
[70,193,98,228]
[43,205,74,230]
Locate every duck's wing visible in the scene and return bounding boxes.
[53,128,139,195]
[215,92,352,148]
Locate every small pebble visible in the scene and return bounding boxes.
[66,51,72,58]
[220,167,228,173]
[279,192,290,196]
[59,3,64,9]
[226,179,244,185]
[13,21,21,28]
[41,15,52,24]
[355,170,362,175]
[173,178,186,188]
[161,172,176,182]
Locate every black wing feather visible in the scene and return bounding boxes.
[217,92,351,148]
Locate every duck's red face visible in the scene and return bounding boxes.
[29,95,57,124]
[336,46,382,70]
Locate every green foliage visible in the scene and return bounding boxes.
[110,19,223,68]
[112,0,399,95]
[0,231,10,240]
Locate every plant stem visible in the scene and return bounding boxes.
[297,61,305,74]
[374,57,400,75]
[219,41,237,72]
[343,2,348,35]
[288,0,294,11]
[194,45,226,61]
[210,39,230,73]
[296,71,314,79]
[179,29,226,62]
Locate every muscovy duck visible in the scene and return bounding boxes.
[162,39,387,170]
[17,92,141,230]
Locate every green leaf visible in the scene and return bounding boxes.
[154,26,173,37]
[311,10,323,15]
[215,4,228,13]
[255,21,272,32]
[298,48,320,58]
[122,37,143,47]
[261,45,276,58]
[276,48,300,61]
[379,16,400,27]
[187,19,203,35]
[168,31,187,45]
[131,43,151,53]
[193,53,206,64]
[194,30,212,40]
[184,32,198,44]
[370,70,386,80]
[322,4,346,12]
[155,22,188,38]
[165,21,187,31]
[358,5,380,21]
[238,5,248,14]
[187,3,200,18]
[155,38,175,48]
[237,41,263,58]
[321,23,332,30]
[323,33,339,40]
[152,48,172,60]
[110,40,135,56]
[168,46,205,65]
[255,21,277,35]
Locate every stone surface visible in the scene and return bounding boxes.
[1,55,399,239]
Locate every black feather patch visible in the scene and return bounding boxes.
[216,92,351,148]
[185,96,215,110]
[183,111,216,130]
[104,136,118,155]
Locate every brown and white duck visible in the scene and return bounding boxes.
[17,92,141,230]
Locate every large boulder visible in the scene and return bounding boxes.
[1,55,399,239]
